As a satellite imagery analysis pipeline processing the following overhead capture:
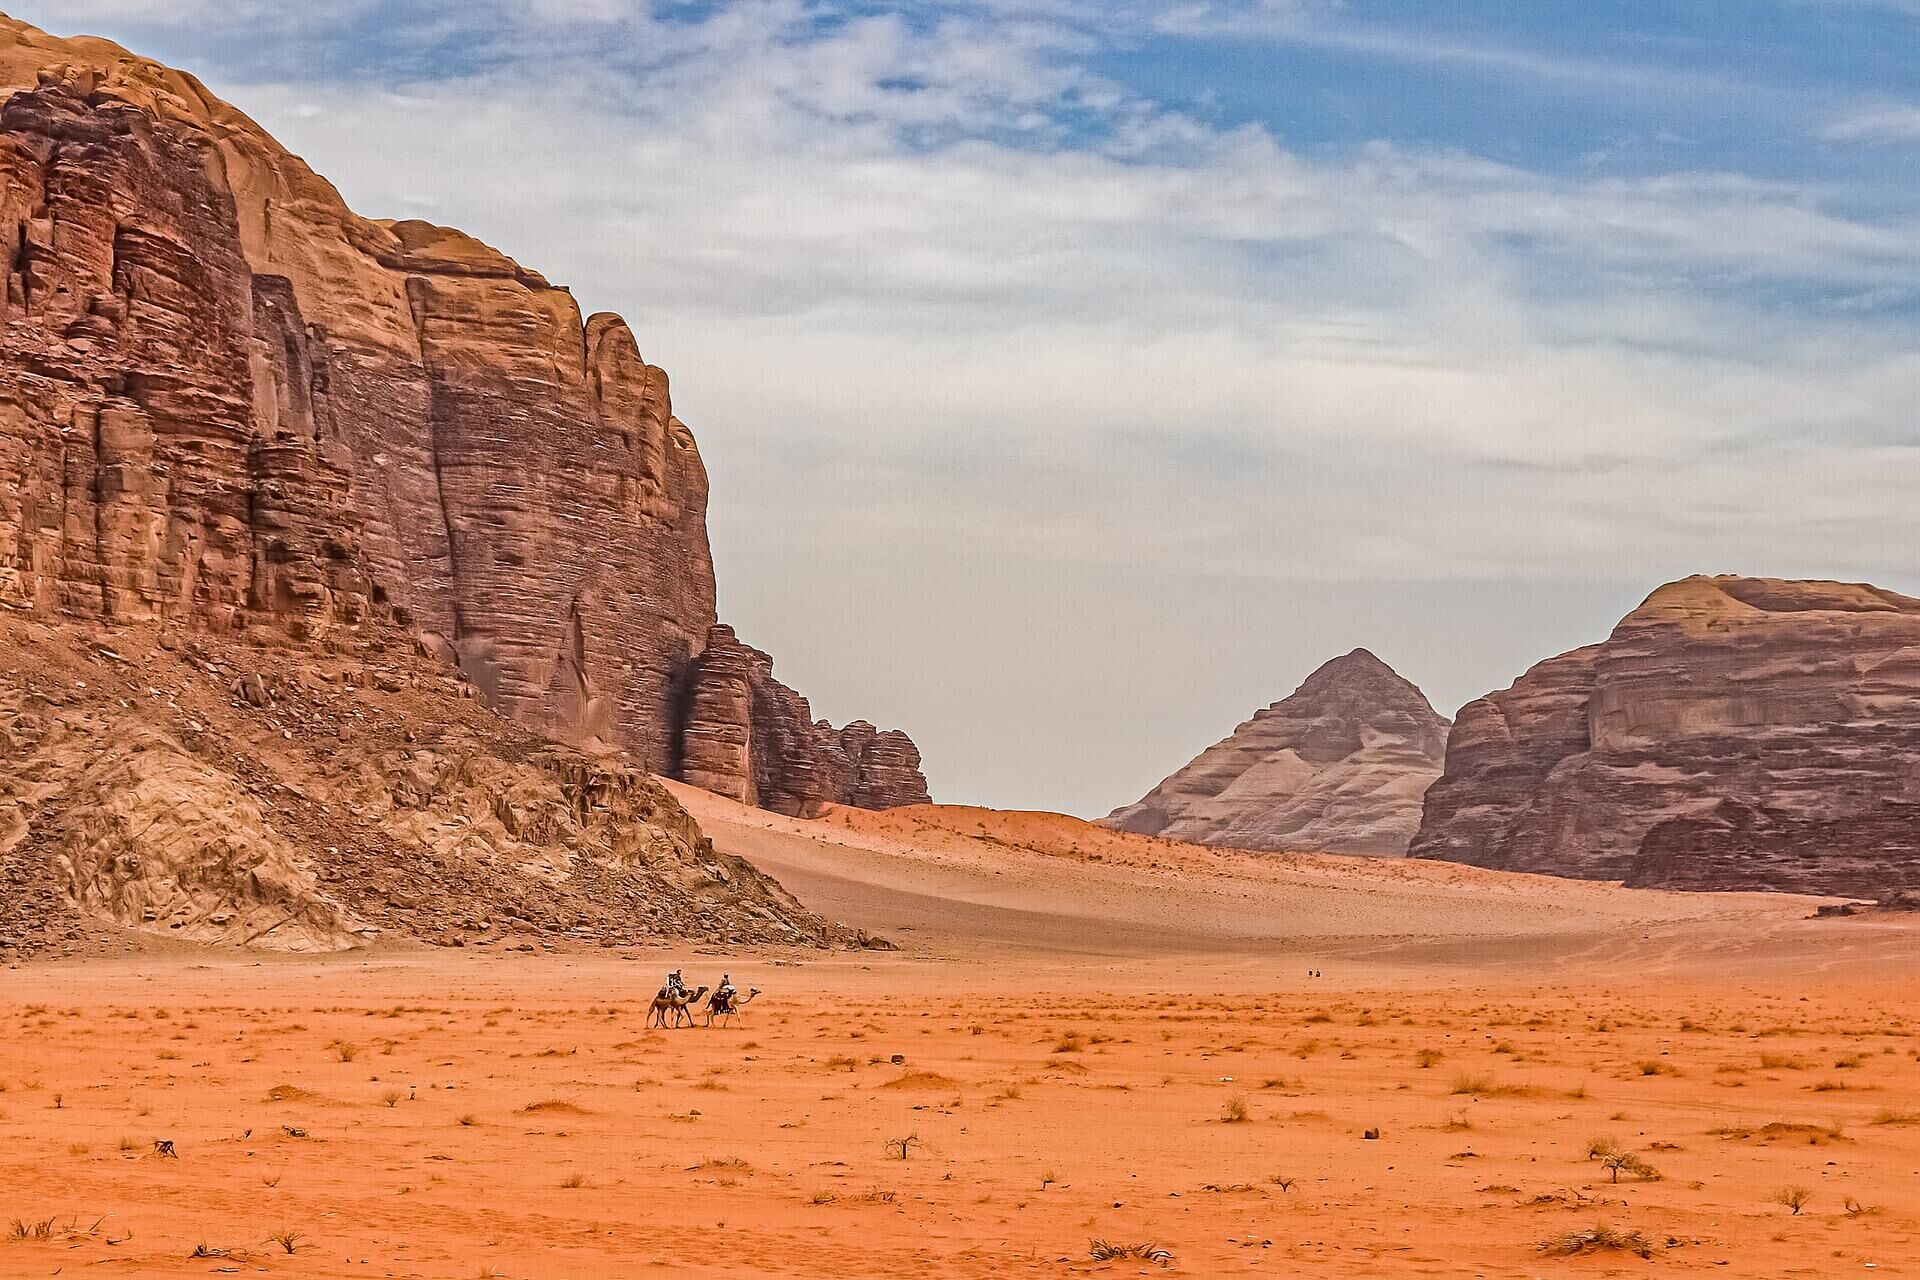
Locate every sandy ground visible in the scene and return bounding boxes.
[3,792,1919,1277]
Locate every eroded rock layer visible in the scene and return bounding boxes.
[681,626,929,817]
[0,17,925,810]
[1409,576,1920,896]
[1105,649,1450,856]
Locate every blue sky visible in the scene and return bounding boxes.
[21,0,1920,814]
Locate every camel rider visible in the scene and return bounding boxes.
[715,974,737,1012]
[664,969,688,1001]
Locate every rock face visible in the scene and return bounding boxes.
[1105,649,1451,856]
[0,17,924,811]
[680,625,929,816]
[0,614,829,961]
[1410,576,1920,896]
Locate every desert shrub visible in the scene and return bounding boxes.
[1774,1185,1813,1215]
[1538,1225,1656,1258]
[1089,1240,1172,1266]
[1601,1151,1659,1183]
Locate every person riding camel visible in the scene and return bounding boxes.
[662,969,688,1001]
[714,973,737,1013]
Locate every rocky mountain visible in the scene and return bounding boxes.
[1105,649,1451,856]
[0,15,925,818]
[0,613,828,962]
[1410,576,1920,897]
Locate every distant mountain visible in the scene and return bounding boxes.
[1105,649,1450,856]
[1410,576,1920,897]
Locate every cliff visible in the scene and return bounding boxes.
[0,16,926,810]
[1409,576,1920,896]
[1105,649,1450,856]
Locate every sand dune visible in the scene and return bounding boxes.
[667,782,1909,980]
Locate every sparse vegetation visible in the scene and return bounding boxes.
[1537,1224,1658,1258]
[1088,1239,1173,1266]
[1601,1150,1659,1183]
[1773,1185,1813,1215]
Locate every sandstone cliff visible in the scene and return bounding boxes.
[0,16,925,812]
[1410,576,1920,896]
[680,625,929,816]
[1105,649,1450,856]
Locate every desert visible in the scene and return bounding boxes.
[3,5,1920,1279]
[5,793,1920,1276]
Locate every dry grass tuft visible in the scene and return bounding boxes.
[1537,1224,1657,1258]
[1089,1239,1173,1266]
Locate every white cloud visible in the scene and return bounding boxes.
[1819,103,1920,143]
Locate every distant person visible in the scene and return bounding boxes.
[715,973,738,1011]
[663,968,688,1000]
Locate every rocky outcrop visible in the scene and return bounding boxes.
[0,613,829,961]
[0,16,925,810]
[1105,649,1450,856]
[1404,644,1602,873]
[1410,576,1920,897]
[681,626,929,816]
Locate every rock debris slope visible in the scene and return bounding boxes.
[0,614,828,962]
[1106,649,1450,856]
[1411,576,1920,897]
[0,15,925,817]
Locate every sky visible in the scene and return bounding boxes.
[18,0,1920,816]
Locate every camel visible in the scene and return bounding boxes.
[647,984,709,1029]
[704,986,761,1028]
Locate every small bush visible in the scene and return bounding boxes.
[1774,1185,1813,1215]
[1221,1094,1250,1124]
[1089,1240,1173,1266]
[1601,1151,1659,1183]
[1538,1224,1657,1258]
